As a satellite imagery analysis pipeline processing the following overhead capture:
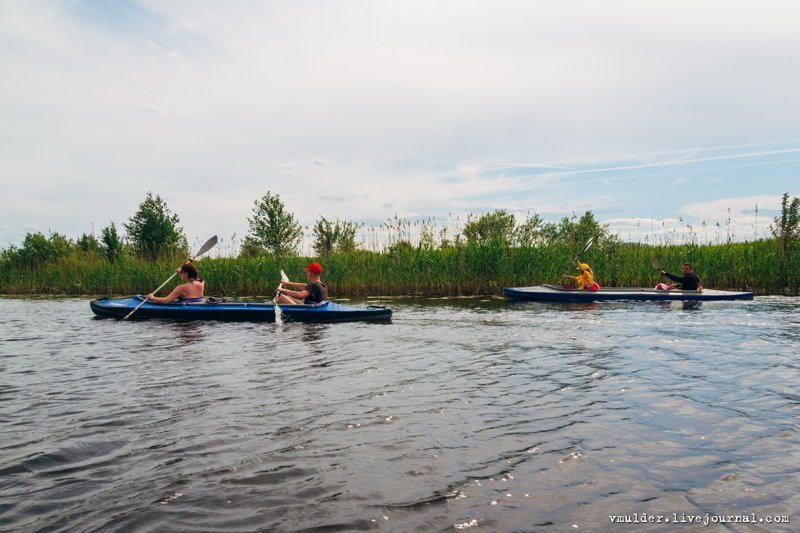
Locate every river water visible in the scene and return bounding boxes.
[0,296,798,532]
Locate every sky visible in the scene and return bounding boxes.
[1,0,799,252]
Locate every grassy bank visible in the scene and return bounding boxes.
[0,240,797,296]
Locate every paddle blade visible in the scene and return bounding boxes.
[579,236,594,257]
[280,269,289,283]
[651,257,660,270]
[193,235,218,259]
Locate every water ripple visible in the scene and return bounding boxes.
[0,296,798,530]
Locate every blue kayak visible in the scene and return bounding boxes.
[504,284,754,302]
[90,296,392,322]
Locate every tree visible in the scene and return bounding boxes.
[123,192,187,259]
[242,191,302,256]
[556,211,609,247]
[771,192,800,257]
[6,232,73,269]
[77,233,100,254]
[312,217,360,255]
[463,210,516,247]
[99,222,124,263]
[515,213,558,247]
[770,193,800,291]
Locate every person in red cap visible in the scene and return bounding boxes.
[276,262,329,305]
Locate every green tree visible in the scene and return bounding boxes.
[771,192,800,257]
[770,192,800,291]
[312,217,360,255]
[7,232,73,269]
[77,233,100,254]
[515,213,558,247]
[123,192,187,259]
[556,211,609,247]
[242,191,302,256]
[463,210,516,247]
[99,222,124,263]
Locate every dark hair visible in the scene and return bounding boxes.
[180,263,200,280]
[682,262,693,269]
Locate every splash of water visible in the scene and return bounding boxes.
[274,269,289,327]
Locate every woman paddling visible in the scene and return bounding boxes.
[146,262,205,303]
[562,261,599,291]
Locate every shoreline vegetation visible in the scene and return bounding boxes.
[2,192,798,297]
[1,240,797,297]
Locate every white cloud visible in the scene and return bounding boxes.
[139,102,167,115]
[681,194,785,220]
[674,176,687,184]
[167,50,186,63]
[678,194,793,241]
[1,0,799,248]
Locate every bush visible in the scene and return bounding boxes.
[123,192,187,259]
[243,191,302,256]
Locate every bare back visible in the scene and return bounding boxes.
[160,279,204,302]
[180,279,205,299]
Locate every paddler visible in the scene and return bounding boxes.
[276,262,329,305]
[660,262,702,291]
[562,260,595,290]
[146,262,205,303]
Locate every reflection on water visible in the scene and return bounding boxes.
[0,296,798,531]
[167,321,207,344]
[300,323,331,364]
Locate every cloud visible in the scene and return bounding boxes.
[140,102,167,115]
[679,194,793,240]
[673,176,687,184]
[319,195,346,203]
[166,50,185,63]
[1,1,799,248]
[680,194,785,220]
[276,158,328,176]
[275,163,297,176]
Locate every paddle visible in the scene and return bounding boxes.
[273,269,290,325]
[123,235,218,320]
[651,257,661,271]
[561,236,595,284]
[574,236,594,262]
[652,257,674,287]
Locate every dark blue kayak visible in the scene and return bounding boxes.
[504,284,754,302]
[90,296,392,322]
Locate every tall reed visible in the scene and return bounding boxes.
[1,239,795,296]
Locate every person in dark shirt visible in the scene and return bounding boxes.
[660,262,702,291]
[275,262,329,304]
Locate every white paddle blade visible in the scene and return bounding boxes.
[580,236,594,256]
[280,270,289,282]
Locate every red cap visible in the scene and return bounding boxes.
[304,262,323,274]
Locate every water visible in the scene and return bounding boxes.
[1,296,798,531]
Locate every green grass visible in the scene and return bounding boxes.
[0,239,797,296]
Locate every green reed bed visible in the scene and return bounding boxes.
[0,240,797,296]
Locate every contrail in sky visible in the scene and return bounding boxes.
[24,0,85,37]
[502,147,800,182]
